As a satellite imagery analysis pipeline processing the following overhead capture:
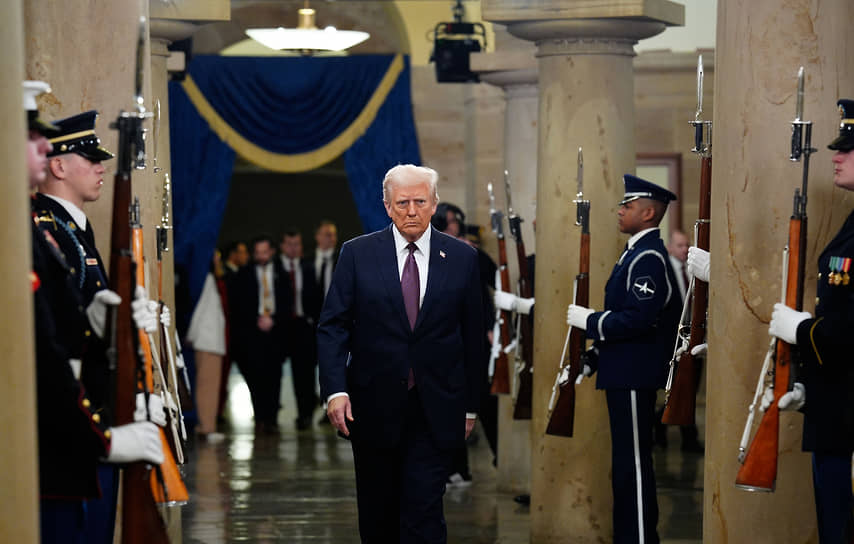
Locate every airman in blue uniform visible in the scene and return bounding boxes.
[567,174,680,543]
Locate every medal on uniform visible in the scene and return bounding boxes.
[843,257,851,286]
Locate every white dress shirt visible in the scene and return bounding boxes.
[44,194,88,231]
[314,248,335,296]
[391,224,430,307]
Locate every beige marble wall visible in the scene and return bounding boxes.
[0,1,40,541]
[705,0,854,542]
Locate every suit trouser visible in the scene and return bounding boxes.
[238,330,283,426]
[606,388,660,544]
[41,499,85,544]
[351,388,453,544]
[286,318,318,422]
[812,452,854,543]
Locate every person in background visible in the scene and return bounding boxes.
[188,250,228,443]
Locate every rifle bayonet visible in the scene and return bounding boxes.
[504,170,523,243]
[690,55,712,156]
[488,182,504,237]
[572,147,590,232]
[152,99,161,173]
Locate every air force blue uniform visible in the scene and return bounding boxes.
[584,175,680,543]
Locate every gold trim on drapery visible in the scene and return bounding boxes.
[180,54,405,173]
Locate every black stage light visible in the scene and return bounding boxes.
[429,1,486,83]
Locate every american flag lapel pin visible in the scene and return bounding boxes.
[439,250,446,259]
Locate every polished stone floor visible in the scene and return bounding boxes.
[180,368,704,543]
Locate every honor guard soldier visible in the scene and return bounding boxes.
[24,85,163,544]
[768,99,854,543]
[566,174,680,543]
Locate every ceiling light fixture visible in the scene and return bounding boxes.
[245,1,370,53]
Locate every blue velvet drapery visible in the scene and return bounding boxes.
[169,54,421,307]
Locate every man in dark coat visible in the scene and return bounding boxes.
[318,164,484,543]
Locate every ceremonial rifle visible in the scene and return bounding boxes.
[488,181,512,395]
[735,67,814,492]
[546,148,590,437]
[505,171,534,420]
[108,16,171,543]
[662,55,712,425]
[132,199,189,500]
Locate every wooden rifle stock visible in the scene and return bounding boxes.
[110,151,170,543]
[662,155,711,425]
[490,235,512,395]
[735,218,803,491]
[131,210,189,504]
[512,233,534,420]
[546,232,590,437]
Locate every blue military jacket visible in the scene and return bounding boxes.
[585,228,680,390]
[795,209,854,454]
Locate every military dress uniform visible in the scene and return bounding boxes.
[33,205,113,544]
[36,110,119,544]
[791,99,854,542]
[583,176,680,544]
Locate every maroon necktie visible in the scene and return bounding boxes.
[401,243,419,389]
[401,243,420,330]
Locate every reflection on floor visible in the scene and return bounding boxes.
[181,368,703,543]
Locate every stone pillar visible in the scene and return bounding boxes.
[472,28,539,494]
[482,1,683,540]
[706,1,854,542]
[0,1,40,541]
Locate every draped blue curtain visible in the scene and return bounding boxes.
[169,55,420,308]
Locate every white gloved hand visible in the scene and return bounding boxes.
[131,286,157,334]
[85,290,122,338]
[494,291,535,315]
[778,382,806,411]
[566,304,594,330]
[106,421,164,465]
[691,343,708,357]
[159,304,171,328]
[574,364,593,385]
[686,247,710,283]
[134,392,167,426]
[768,303,811,345]
[760,387,776,412]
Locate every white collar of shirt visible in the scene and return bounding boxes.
[392,225,430,305]
[44,194,88,231]
[315,247,334,263]
[626,227,659,250]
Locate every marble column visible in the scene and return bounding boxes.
[706,0,854,541]
[482,1,683,539]
[0,0,40,540]
[473,33,539,494]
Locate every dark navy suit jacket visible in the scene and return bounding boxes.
[585,229,680,390]
[318,225,484,450]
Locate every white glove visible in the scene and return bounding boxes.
[686,247,710,283]
[566,304,594,330]
[494,291,535,315]
[768,303,811,345]
[106,421,164,465]
[85,290,122,339]
[574,364,593,385]
[132,286,157,333]
[759,387,776,412]
[134,392,167,427]
[159,304,171,328]
[691,343,707,357]
[778,382,806,411]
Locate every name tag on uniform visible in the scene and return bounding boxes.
[86,258,99,266]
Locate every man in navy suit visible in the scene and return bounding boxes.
[567,174,680,544]
[318,164,484,543]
